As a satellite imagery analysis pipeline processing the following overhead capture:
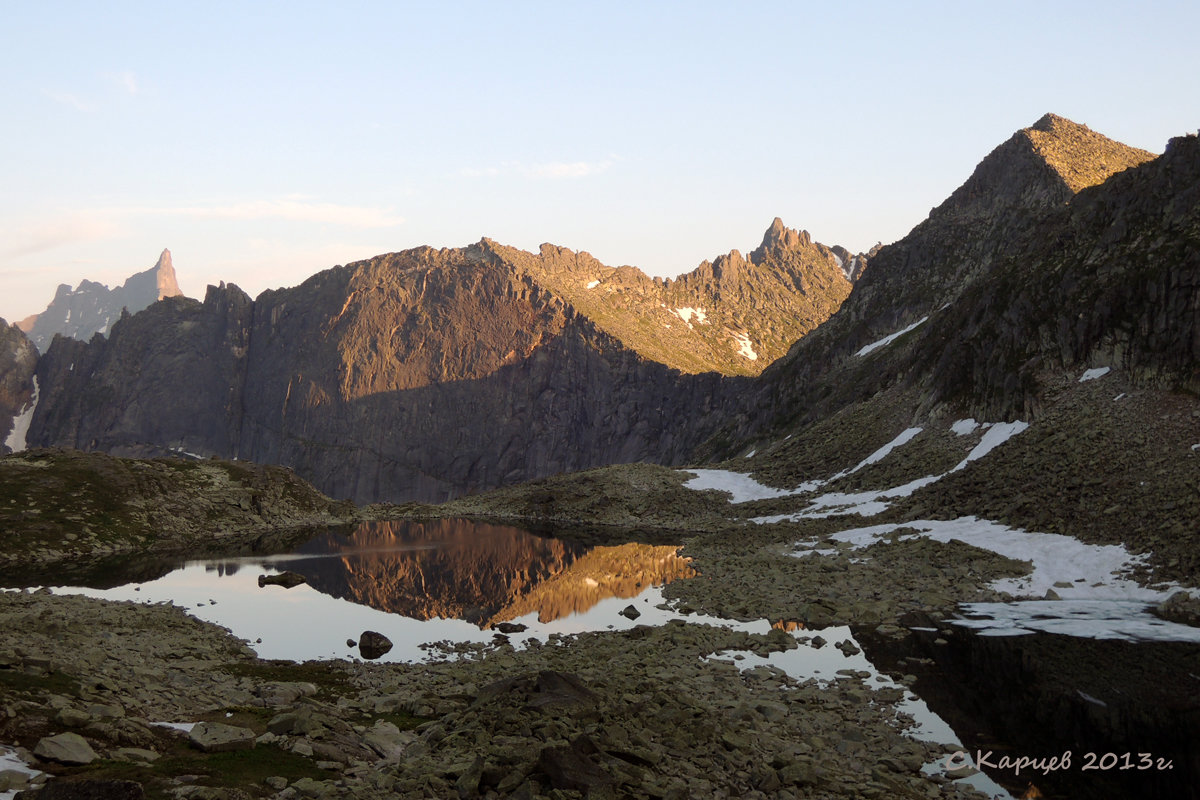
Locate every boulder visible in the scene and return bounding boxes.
[620,604,641,620]
[33,732,98,765]
[358,631,393,660]
[188,721,256,753]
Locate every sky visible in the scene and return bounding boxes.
[2,1,1198,323]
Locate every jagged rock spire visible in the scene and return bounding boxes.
[155,249,182,299]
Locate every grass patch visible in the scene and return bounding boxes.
[219,661,354,697]
[68,743,335,799]
[0,667,81,698]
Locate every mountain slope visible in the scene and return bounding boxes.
[18,248,183,351]
[686,124,1199,578]
[722,114,1166,445]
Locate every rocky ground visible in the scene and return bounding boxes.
[0,450,357,577]
[0,590,988,800]
[3,367,1198,798]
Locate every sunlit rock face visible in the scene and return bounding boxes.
[251,520,693,627]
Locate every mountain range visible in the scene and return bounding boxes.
[8,221,867,498]
[3,115,1197,525]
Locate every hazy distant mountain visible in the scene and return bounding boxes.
[17,249,182,352]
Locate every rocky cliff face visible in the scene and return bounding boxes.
[29,285,252,460]
[18,249,183,352]
[0,321,38,452]
[32,239,809,502]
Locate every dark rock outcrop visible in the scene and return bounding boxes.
[357,630,393,660]
[29,284,253,461]
[0,320,37,451]
[19,249,183,352]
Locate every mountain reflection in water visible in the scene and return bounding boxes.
[208,519,694,627]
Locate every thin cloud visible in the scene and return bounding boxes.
[107,70,139,95]
[530,160,614,179]
[460,158,616,180]
[129,199,405,228]
[43,89,95,113]
[1,214,120,258]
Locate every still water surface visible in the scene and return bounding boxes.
[53,519,695,662]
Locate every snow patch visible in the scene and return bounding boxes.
[745,449,756,459]
[4,377,39,453]
[855,316,928,356]
[731,331,757,360]
[846,427,922,474]
[1079,366,1111,382]
[794,516,1200,640]
[753,420,1027,523]
[672,307,708,328]
[781,475,941,520]
[0,745,41,798]
[1192,444,1200,452]
[811,517,1158,597]
[1113,393,1126,401]
[682,469,817,504]
[951,421,1028,471]
[950,419,979,436]
[586,280,600,289]
[152,721,197,733]
[957,600,1200,643]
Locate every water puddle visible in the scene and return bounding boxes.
[47,519,695,663]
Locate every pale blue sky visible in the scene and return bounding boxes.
[2,1,1197,322]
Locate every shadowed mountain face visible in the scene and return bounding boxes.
[28,223,856,502]
[247,519,691,626]
[18,249,182,352]
[0,321,38,451]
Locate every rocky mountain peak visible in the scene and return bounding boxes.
[1021,113,1156,194]
[925,114,1155,231]
[155,249,182,300]
[753,217,812,259]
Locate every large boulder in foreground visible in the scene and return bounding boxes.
[33,732,98,765]
[188,721,256,753]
